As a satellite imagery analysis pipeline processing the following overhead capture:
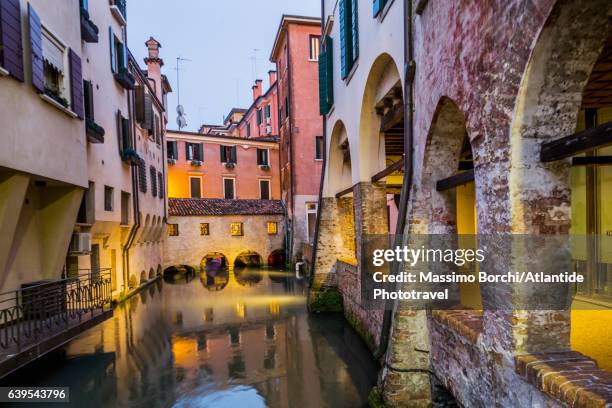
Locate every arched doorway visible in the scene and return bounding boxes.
[200,253,229,291]
[267,249,286,269]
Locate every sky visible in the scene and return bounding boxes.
[127,0,320,132]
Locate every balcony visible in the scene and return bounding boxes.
[121,147,141,165]
[109,0,127,25]
[86,118,105,143]
[80,8,99,43]
[0,270,113,377]
[114,67,135,90]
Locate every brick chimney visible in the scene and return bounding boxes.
[252,79,263,101]
[268,70,277,85]
[144,37,163,100]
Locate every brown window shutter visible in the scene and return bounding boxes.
[134,85,145,122]
[28,3,43,93]
[69,49,84,119]
[1,0,24,81]
[143,93,153,131]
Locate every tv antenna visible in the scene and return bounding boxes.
[174,56,192,130]
[249,49,264,81]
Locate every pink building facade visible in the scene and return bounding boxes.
[237,71,279,139]
[270,16,324,262]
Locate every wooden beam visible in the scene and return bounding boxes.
[335,185,355,198]
[540,121,612,162]
[572,156,612,166]
[436,169,475,192]
[380,103,404,133]
[371,159,405,183]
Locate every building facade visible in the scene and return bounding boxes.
[270,16,324,264]
[166,130,280,201]
[237,72,279,139]
[311,0,612,407]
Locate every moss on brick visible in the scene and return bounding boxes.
[345,308,376,351]
[368,386,386,408]
[309,287,343,313]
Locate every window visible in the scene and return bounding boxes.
[186,142,203,162]
[168,224,179,236]
[315,136,324,160]
[309,35,320,61]
[224,178,236,199]
[200,223,210,236]
[42,27,70,107]
[167,140,178,160]
[265,105,271,123]
[267,222,278,235]
[150,166,157,197]
[340,0,359,79]
[138,159,147,193]
[230,222,243,236]
[109,26,126,74]
[154,114,161,144]
[257,148,269,166]
[158,172,164,199]
[306,202,318,243]
[260,180,270,200]
[319,36,334,115]
[117,110,132,157]
[83,80,94,120]
[246,123,251,137]
[120,191,130,225]
[104,186,114,211]
[190,176,202,198]
[257,108,263,125]
[220,145,237,163]
[285,96,289,119]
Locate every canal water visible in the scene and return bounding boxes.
[3,268,377,408]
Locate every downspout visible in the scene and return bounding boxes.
[373,0,415,359]
[121,32,141,295]
[309,0,328,287]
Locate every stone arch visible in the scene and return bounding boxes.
[509,0,612,359]
[140,270,147,284]
[157,264,162,276]
[148,267,155,280]
[267,249,285,269]
[128,274,137,289]
[324,120,353,196]
[358,53,403,181]
[234,251,263,268]
[201,252,229,272]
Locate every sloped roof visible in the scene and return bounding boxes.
[169,198,284,216]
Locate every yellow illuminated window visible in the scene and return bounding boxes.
[168,224,179,236]
[267,222,278,235]
[200,223,209,236]
[230,222,243,236]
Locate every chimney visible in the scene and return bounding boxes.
[144,37,163,100]
[252,79,263,101]
[268,70,277,85]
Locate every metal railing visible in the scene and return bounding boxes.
[0,269,112,351]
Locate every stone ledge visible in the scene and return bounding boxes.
[515,351,612,408]
[431,309,483,343]
[337,257,358,267]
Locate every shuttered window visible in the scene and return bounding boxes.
[223,178,235,199]
[167,140,178,160]
[150,166,157,197]
[340,0,359,79]
[134,85,145,123]
[138,159,147,193]
[220,145,237,163]
[28,4,44,93]
[246,123,251,137]
[186,143,203,162]
[315,136,324,160]
[319,36,334,115]
[143,93,154,133]
[1,0,25,81]
[260,180,270,200]
[69,49,84,119]
[257,108,262,125]
[257,148,269,166]
[84,80,94,120]
[158,172,164,199]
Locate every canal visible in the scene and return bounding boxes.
[3,268,377,407]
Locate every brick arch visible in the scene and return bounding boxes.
[358,53,403,181]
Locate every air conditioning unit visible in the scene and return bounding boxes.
[266,125,272,135]
[69,233,91,255]
[266,117,271,125]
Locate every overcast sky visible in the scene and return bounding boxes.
[127,0,320,132]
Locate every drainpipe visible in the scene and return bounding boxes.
[373,0,415,359]
[308,0,328,287]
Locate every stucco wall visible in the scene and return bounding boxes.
[164,214,285,269]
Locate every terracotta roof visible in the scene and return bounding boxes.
[169,198,284,216]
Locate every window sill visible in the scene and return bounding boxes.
[40,94,78,119]
[0,66,9,77]
[109,6,127,26]
[308,59,319,62]
[315,159,324,162]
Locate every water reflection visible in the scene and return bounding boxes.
[2,268,376,408]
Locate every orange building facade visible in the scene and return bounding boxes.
[166,131,280,200]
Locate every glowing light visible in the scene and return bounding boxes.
[235,302,246,319]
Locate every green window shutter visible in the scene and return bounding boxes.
[232,146,237,163]
[109,27,116,73]
[120,41,128,70]
[319,50,328,115]
[265,105,271,118]
[246,123,251,137]
[351,0,359,62]
[325,36,334,107]
[339,0,348,79]
[319,36,334,115]
[220,145,226,162]
[257,109,262,125]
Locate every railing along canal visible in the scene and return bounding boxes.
[0,269,112,352]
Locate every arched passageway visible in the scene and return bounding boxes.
[267,249,286,269]
[201,252,229,272]
[234,251,263,268]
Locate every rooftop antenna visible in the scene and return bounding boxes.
[249,49,262,82]
[174,56,192,130]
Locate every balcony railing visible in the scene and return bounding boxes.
[0,269,112,353]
